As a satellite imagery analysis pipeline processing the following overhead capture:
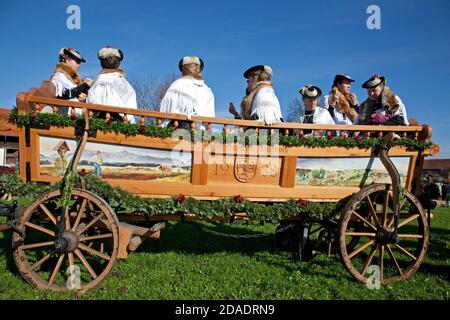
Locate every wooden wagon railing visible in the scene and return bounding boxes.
[13,84,439,204]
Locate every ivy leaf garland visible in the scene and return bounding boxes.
[1,172,341,222]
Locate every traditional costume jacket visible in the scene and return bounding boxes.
[159,76,215,123]
[240,82,283,125]
[356,86,408,125]
[88,69,137,124]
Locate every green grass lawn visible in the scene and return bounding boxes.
[0,207,448,300]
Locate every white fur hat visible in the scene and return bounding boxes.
[98,46,123,61]
[178,56,204,71]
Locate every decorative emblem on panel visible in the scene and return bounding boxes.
[260,159,279,177]
[234,157,257,183]
[215,163,230,175]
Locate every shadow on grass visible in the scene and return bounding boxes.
[0,230,22,279]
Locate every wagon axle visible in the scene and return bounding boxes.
[375,226,398,246]
[54,231,79,253]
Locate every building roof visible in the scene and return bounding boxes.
[423,159,450,170]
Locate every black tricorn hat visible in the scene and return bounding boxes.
[362,74,386,89]
[60,47,86,63]
[299,85,322,98]
[178,56,204,71]
[243,65,273,79]
[334,74,355,83]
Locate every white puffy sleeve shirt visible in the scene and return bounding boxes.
[159,77,215,121]
[87,72,138,124]
[251,87,283,125]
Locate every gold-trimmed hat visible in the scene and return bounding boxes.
[299,85,322,98]
[362,74,386,89]
[59,47,86,63]
[243,65,273,79]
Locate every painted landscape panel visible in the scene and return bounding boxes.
[296,157,409,187]
[39,136,191,182]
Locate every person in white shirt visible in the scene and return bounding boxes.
[355,75,408,126]
[298,85,335,137]
[159,56,215,128]
[50,48,92,115]
[229,65,283,125]
[87,46,138,124]
[322,74,359,125]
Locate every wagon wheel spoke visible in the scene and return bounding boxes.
[77,212,105,236]
[67,252,76,286]
[39,203,57,225]
[387,198,408,228]
[361,244,378,276]
[397,234,423,239]
[72,198,87,232]
[382,189,391,226]
[78,243,111,261]
[345,232,376,237]
[30,253,52,271]
[65,206,71,231]
[20,241,54,250]
[365,196,380,226]
[48,254,65,286]
[379,245,384,283]
[396,214,420,229]
[386,244,402,276]
[351,211,377,231]
[79,233,113,242]
[348,240,375,259]
[393,243,418,261]
[74,249,98,279]
[24,221,55,237]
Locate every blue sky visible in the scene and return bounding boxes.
[0,0,449,158]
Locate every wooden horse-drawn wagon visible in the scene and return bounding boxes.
[0,82,440,291]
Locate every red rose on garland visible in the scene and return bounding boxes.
[234,195,244,203]
[139,125,146,134]
[177,194,186,203]
[79,168,86,177]
[297,199,307,208]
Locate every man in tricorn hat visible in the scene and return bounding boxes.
[322,74,359,125]
[160,56,215,128]
[355,75,408,125]
[51,47,92,103]
[229,65,283,125]
[87,46,137,123]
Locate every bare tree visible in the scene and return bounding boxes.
[130,73,177,111]
[284,97,304,123]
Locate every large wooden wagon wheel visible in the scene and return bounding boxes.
[339,183,429,284]
[12,188,119,291]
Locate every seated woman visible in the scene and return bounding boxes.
[160,56,215,129]
[298,85,335,136]
[322,74,359,125]
[229,65,283,125]
[50,47,93,115]
[355,75,408,126]
[87,46,137,124]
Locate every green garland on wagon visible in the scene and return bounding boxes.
[9,107,433,150]
[1,173,340,222]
